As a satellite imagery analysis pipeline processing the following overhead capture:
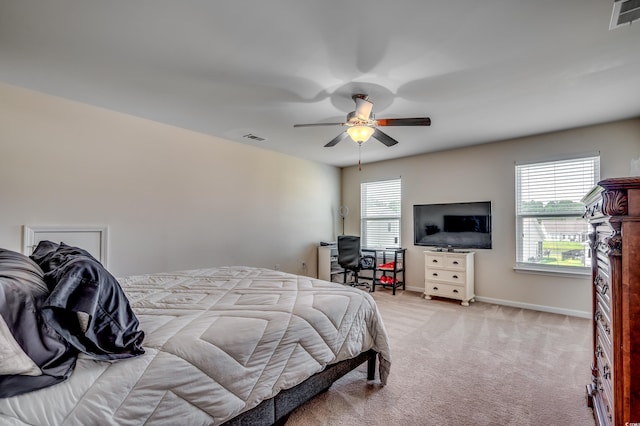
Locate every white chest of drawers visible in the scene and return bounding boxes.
[423,251,475,306]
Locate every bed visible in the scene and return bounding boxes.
[0,242,391,425]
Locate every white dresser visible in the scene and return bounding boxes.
[423,250,475,306]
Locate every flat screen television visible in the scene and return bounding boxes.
[413,201,492,249]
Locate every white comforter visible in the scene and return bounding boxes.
[0,266,391,425]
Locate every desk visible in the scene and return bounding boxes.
[362,248,406,295]
[317,245,341,282]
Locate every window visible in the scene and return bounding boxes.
[361,178,401,249]
[515,154,600,274]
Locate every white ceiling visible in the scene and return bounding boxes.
[1,1,639,168]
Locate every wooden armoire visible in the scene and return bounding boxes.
[582,177,640,426]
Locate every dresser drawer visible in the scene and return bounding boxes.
[596,333,613,386]
[443,256,466,270]
[595,291,611,321]
[425,254,445,268]
[595,346,614,424]
[426,269,466,284]
[424,282,467,300]
[595,324,613,376]
[595,376,614,425]
[595,304,612,348]
[425,253,467,270]
[594,270,611,308]
[595,250,610,275]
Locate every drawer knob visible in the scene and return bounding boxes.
[432,273,438,277]
[603,364,611,380]
[452,275,459,279]
[432,286,438,291]
[432,259,438,263]
[452,261,459,265]
[453,289,459,293]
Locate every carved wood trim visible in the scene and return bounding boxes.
[601,190,627,217]
[605,221,623,257]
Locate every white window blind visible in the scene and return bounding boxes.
[515,155,600,273]
[361,178,401,249]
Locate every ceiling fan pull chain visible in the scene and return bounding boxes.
[358,143,362,171]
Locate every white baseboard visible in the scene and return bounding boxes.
[403,286,590,319]
[474,296,590,318]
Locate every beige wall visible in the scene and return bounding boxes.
[342,119,640,316]
[0,84,341,277]
[3,82,639,316]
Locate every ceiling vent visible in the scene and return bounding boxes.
[610,0,640,29]
[242,133,267,142]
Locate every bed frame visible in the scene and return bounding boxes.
[223,349,377,425]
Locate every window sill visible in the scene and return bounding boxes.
[513,265,590,279]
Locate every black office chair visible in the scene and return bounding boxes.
[337,235,375,290]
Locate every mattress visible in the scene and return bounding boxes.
[0,266,391,425]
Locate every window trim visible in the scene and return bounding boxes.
[513,264,590,278]
[514,154,600,276]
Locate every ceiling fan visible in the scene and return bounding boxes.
[293,94,431,147]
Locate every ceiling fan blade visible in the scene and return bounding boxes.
[373,128,399,147]
[376,117,431,126]
[293,122,344,127]
[324,131,350,147]
[354,97,373,120]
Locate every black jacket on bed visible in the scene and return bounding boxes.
[31,241,145,361]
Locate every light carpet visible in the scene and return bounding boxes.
[286,290,594,426]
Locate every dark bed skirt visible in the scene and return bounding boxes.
[222,349,378,426]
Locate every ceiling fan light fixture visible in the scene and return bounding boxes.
[347,125,374,143]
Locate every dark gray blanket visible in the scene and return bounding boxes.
[0,249,76,398]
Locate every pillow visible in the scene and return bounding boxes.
[31,242,145,360]
[0,248,77,398]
